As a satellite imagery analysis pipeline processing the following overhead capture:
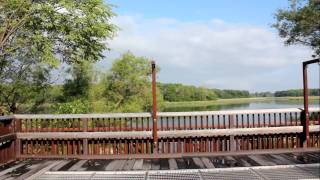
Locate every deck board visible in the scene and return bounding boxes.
[50,160,70,171]
[69,160,87,171]
[133,159,143,170]
[123,160,135,170]
[0,151,319,179]
[248,155,277,166]
[192,157,205,169]
[168,159,178,170]
[201,157,215,168]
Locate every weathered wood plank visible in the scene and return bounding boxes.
[122,160,135,171]
[248,155,277,166]
[192,157,205,169]
[151,160,160,170]
[0,163,25,177]
[142,159,152,170]
[105,160,127,171]
[114,160,127,171]
[17,161,51,180]
[16,125,320,140]
[13,113,151,120]
[0,134,16,143]
[232,156,252,167]
[133,159,143,170]
[268,154,295,165]
[25,161,61,180]
[69,160,87,171]
[17,131,152,140]
[224,156,237,167]
[201,157,215,168]
[50,160,70,171]
[168,159,178,170]
[0,116,13,121]
[105,160,116,171]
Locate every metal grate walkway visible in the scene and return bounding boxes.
[36,164,320,180]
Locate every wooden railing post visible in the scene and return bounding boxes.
[82,118,88,156]
[14,118,21,159]
[151,61,158,153]
[229,115,236,151]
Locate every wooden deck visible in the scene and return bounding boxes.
[0,150,319,179]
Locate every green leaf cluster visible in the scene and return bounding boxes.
[273,0,320,57]
[0,0,117,113]
[104,52,163,112]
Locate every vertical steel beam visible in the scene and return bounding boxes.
[302,58,319,147]
[151,61,158,153]
[302,62,310,148]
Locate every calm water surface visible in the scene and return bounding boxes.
[163,100,320,112]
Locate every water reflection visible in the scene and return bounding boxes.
[163,100,319,112]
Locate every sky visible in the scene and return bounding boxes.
[99,0,319,92]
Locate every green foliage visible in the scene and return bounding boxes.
[62,62,93,101]
[0,0,117,66]
[159,83,249,102]
[104,52,163,112]
[251,92,274,97]
[0,55,51,113]
[0,0,116,113]
[273,0,320,57]
[275,89,320,97]
[213,89,250,99]
[55,99,90,114]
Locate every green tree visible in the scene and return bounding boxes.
[54,62,94,114]
[273,0,320,57]
[0,0,117,113]
[55,99,90,114]
[104,52,163,112]
[0,0,116,67]
[62,62,93,101]
[0,53,50,113]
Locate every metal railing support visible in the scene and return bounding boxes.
[302,58,320,148]
[151,61,158,153]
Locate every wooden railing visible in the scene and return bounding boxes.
[0,108,319,163]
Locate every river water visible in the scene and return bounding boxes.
[163,99,320,112]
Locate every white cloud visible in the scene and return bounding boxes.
[100,16,316,92]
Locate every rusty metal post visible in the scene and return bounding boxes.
[302,58,320,148]
[151,61,158,153]
[302,62,310,148]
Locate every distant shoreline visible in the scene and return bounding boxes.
[164,96,320,108]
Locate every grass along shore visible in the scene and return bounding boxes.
[163,96,320,108]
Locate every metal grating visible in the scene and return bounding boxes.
[298,164,320,178]
[34,164,320,180]
[201,170,263,180]
[37,173,93,180]
[148,170,201,180]
[255,164,320,180]
[257,167,317,180]
[91,173,145,180]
